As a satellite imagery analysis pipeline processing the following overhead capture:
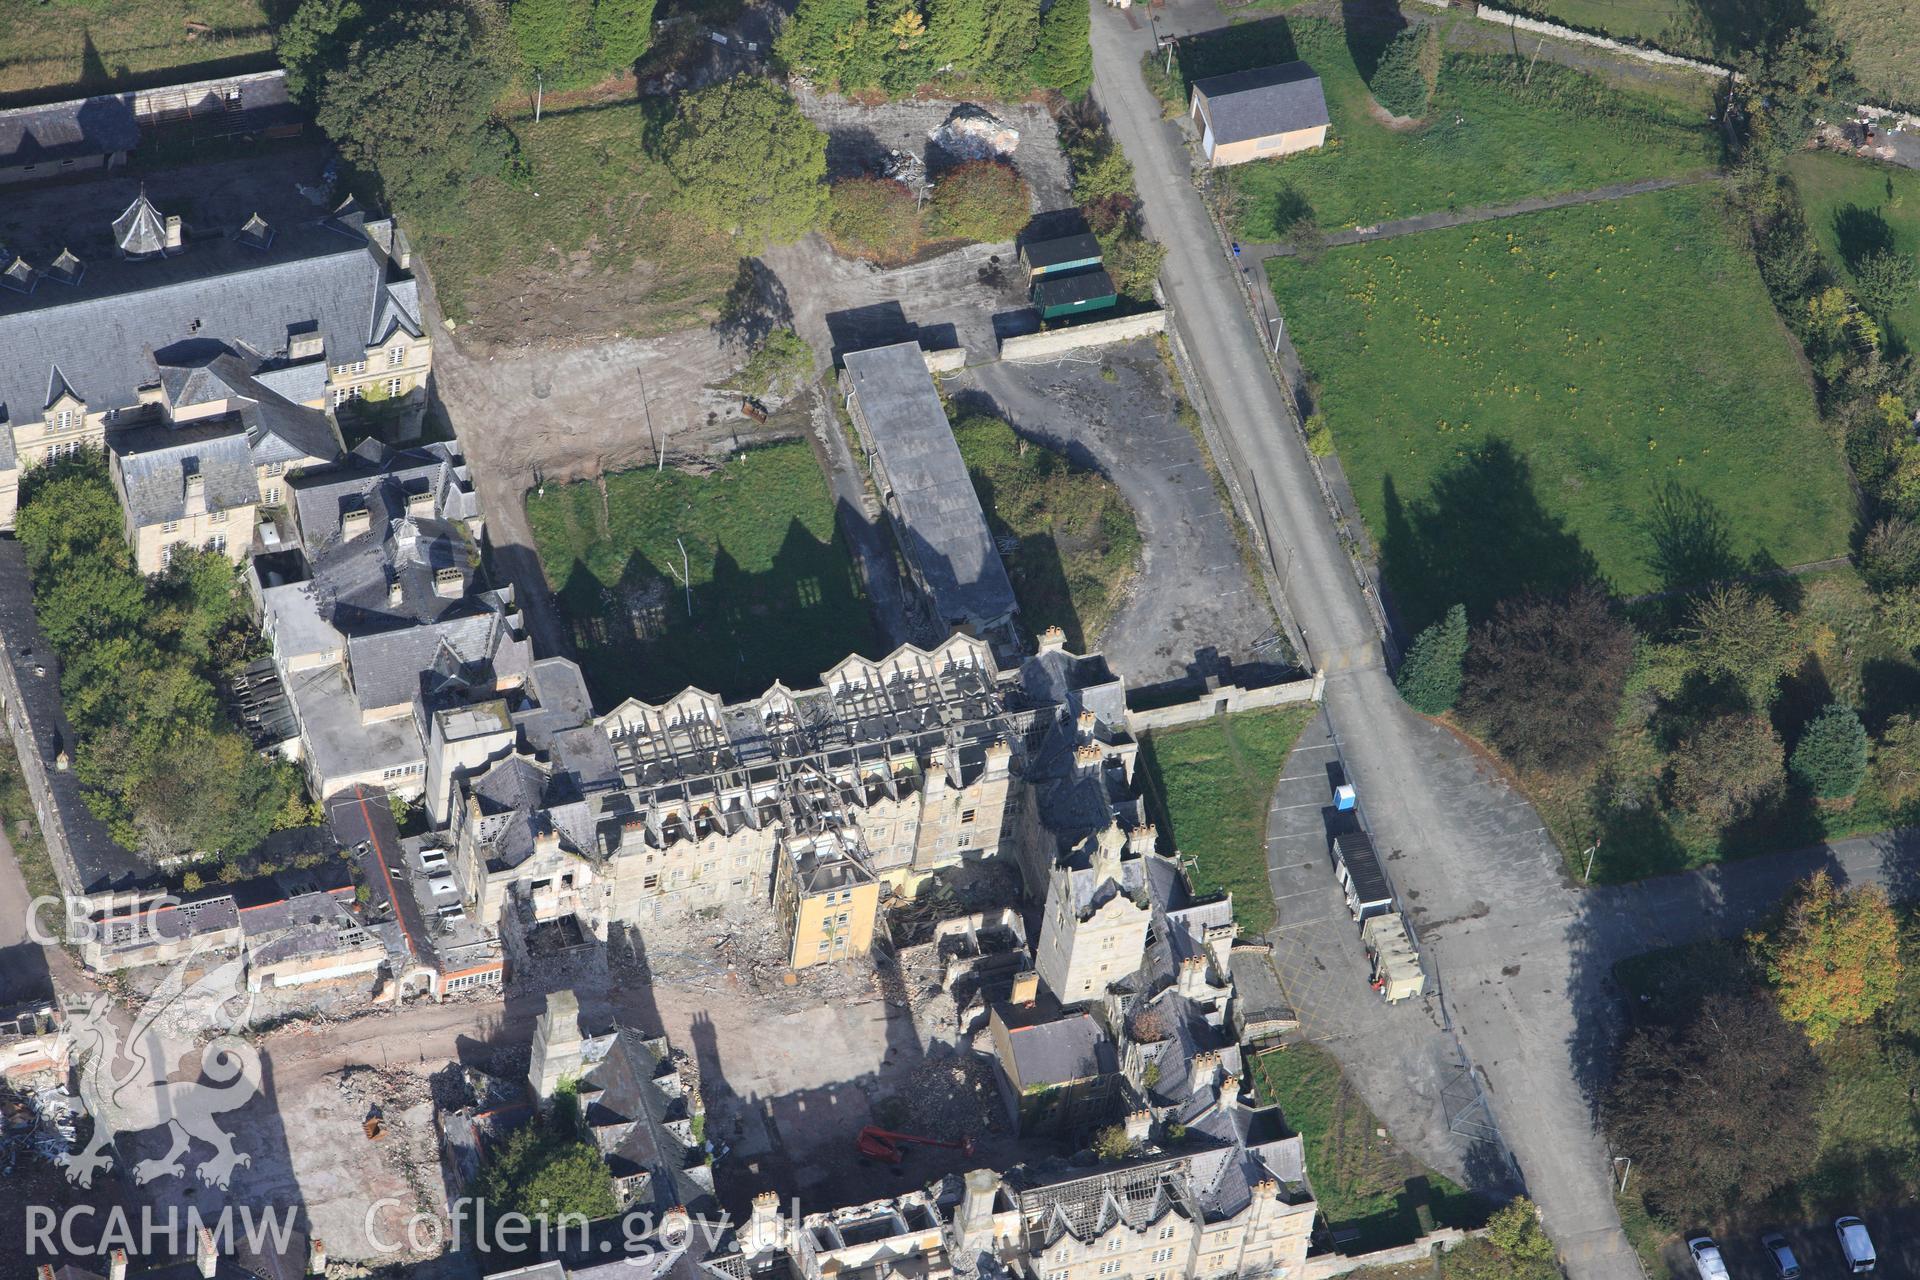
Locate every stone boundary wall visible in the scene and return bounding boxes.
[1000,309,1167,360]
[923,347,968,374]
[1470,4,1738,77]
[1302,1229,1474,1280]
[1124,669,1324,733]
[0,633,84,898]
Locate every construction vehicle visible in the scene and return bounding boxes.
[854,1126,974,1165]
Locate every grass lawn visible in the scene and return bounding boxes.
[1249,1045,1486,1249]
[1266,184,1850,633]
[953,415,1143,653]
[406,98,739,337]
[0,0,273,104]
[1788,150,1920,354]
[1613,930,1920,1228]
[1148,16,1716,236]
[0,736,58,906]
[525,442,881,705]
[1136,705,1315,934]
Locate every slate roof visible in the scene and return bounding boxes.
[346,607,527,714]
[0,206,419,436]
[155,347,341,465]
[844,342,1017,632]
[1022,233,1102,271]
[576,1028,715,1217]
[0,94,139,171]
[111,416,259,526]
[1191,62,1330,144]
[998,1006,1117,1088]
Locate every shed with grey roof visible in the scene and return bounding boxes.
[0,94,139,184]
[1189,62,1329,167]
[841,342,1019,651]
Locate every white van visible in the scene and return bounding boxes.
[1688,1237,1730,1280]
[1836,1217,1876,1273]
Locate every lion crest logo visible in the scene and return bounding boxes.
[58,944,263,1189]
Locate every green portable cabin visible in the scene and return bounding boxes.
[1031,268,1118,320]
[1021,233,1103,283]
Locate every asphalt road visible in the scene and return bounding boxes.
[1085,8,1642,1275]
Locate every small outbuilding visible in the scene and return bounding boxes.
[1189,61,1330,166]
[1031,267,1118,321]
[1020,232,1103,283]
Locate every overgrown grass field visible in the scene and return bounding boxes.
[954,416,1143,652]
[408,98,739,337]
[1788,150,1920,353]
[1250,1045,1485,1249]
[1266,185,1851,632]
[526,443,881,704]
[1136,704,1315,934]
[1149,16,1715,237]
[1529,0,1920,111]
[0,0,273,103]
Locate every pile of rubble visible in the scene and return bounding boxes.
[928,105,1020,162]
[887,1051,1006,1143]
[0,1082,78,1172]
[614,903,885,1011]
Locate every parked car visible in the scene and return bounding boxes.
[1760,1233,1801,1280]
[1836,1217,1877,1273]
[1689,1238,1730,1280]
[429,873,458,896]
[419,847,448,869]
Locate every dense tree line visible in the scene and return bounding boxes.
[775,0,1092,98]
[17,455,307,864]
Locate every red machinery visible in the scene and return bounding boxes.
[854,1126,975,1165]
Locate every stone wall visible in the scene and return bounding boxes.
[1302,1229,1473,1280]
[1470,4,1738,77]
[1000,310,1168,360]
[1123,670,1324,734]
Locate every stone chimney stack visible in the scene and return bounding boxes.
[529,989,585,1105]
[957,1168,1000,1252]
[196,1224,219,1279]
[1123,1108,1152,1144]
[984,737,1012,779]
[110,1250,128,1280]
[1091,823,1126,884]
[308,1239,328,1276]
[1009,969,1039,1005]
[1037,626,1067,654]
[37,1266,55,1280]
[746,1191,785,1256]
[1189,1049,1219,1097]
[1177,955,1209,998]
[1076,709,1097,742]
[1128,824,1157,856]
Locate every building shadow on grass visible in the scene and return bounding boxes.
[1174,16,1297,88]
[1686,0,1809,58]
[552,517,882,705]
[1377,438,1601,633]
[1338,0,1411,87]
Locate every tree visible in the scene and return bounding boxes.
[978,0,1040,91]
[1484,1200,1556,1266]
[825,177,923,261]
[1752,870,1902,1044]
[1028,0,1091,97]
[925,161,1030,242]
[1458,584,1634,773]
[1854,249,1920,321]
[1791,703,1868,799]
[1091,1124,1137,1161]
[276,0,365,99]
[661,75,828,246]
[1396,603,1467,715]
[1670,712,1784,824]
[474,1113,619,1221]
[312,5,507,209]
[1874,713,1920,810]
[1861,516,1920,592]
[1603,990,1821,1221]
[1684,583,1803,710]
[592,0,657,71]
[510,0,589,75]
[775,0,870,83]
